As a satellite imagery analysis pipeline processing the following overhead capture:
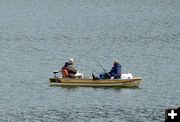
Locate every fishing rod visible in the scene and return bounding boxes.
[84,50,108,74]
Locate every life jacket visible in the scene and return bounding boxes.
[61,67,69,78]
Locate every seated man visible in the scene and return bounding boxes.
[61,58,77,78]
[92,60,121,80]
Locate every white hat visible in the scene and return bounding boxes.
[113,60,119,65]
[69,58,74,63]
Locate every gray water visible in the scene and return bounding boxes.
[0,0,180,121]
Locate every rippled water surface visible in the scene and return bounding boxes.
[0,0,180,121]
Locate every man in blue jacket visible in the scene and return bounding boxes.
[92,60,121,80]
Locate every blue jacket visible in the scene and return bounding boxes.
[109,64,121,79]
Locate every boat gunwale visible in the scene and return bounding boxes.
[49,77,142,84]
[49,79,141,87]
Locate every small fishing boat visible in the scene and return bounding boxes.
[49,76,142,88]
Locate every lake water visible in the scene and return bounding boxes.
[0,0,180,121]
